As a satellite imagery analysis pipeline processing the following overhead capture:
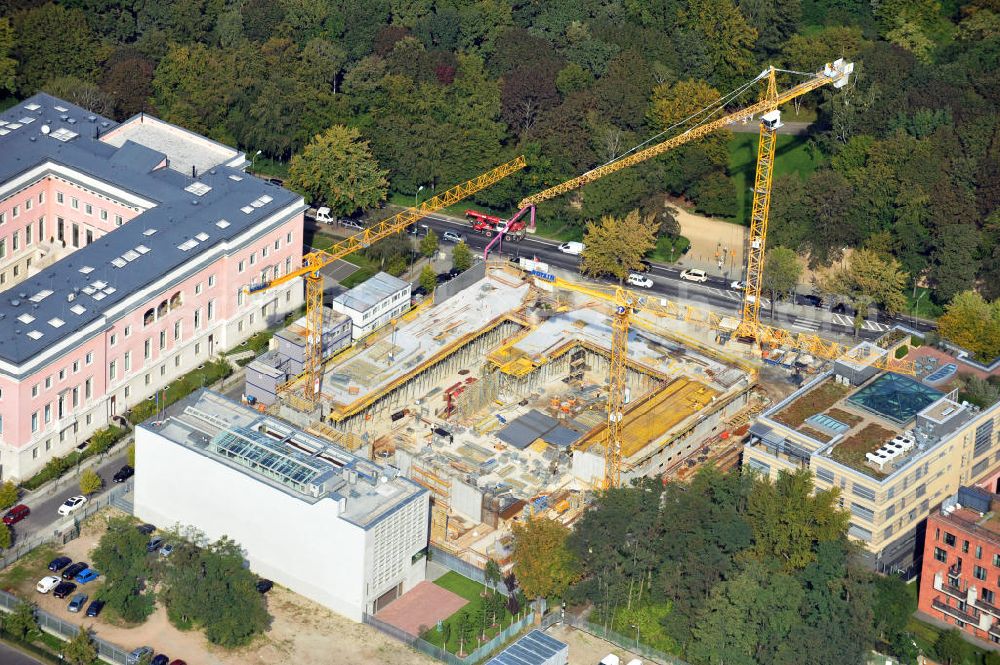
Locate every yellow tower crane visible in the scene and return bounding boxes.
[246,156,526,403]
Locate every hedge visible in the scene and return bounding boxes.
[127,358,233,425]
[895,345,909,359]
[910,336,924,348]
[21,425,126,491]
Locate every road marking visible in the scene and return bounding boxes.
[831,314,853,326]
[863,320,889,331]
[723,290,741,301]
[792,318,821,331]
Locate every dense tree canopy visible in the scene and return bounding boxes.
[562,468,910,665]
[1,0,997,312]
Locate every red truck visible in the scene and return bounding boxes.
[465,209,527,241]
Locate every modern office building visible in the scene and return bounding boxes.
[919,485,1000,645]
[134,390,430,620]
[745,344,1000,576]
[0,94,305,479]
[331,271,410,339]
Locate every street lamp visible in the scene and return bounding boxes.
[251,149,262,172]
[415,185,425,208]
[630,623,639,648]
[912,290,928,327]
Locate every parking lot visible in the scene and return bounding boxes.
[3,508,440,665]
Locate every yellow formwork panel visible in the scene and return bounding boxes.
[575,378,719,458]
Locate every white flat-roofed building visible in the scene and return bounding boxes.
[331,271,410,339]
[133,390,430,620]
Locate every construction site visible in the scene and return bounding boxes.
[238,59,913,567]
[259,260,759,566]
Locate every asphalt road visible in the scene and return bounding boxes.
[13,447,130,545]
[306,212,936,342]
[0,641,45,665]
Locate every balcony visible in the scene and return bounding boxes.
[975,597,1000,618]
[950,563,963,576]
[933,597,980,624]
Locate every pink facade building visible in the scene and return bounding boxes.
[0,94,305,480]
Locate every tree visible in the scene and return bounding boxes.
[456,610,475,656]
[937,291,1000,363]
[580,210,657,282]
[80,469,103,496]
[746,469,849,571]
[822,248,908,315]
[441,618,452,647]
[935,628,970,665]
[420,230,439,258]
[419,265,437,294]
[676,0,758,91]
[63,626,98,665]
[484,559,501,593]
[128,443,135,467]
[452,241,472,272]
[0,523,12,549]
[0,17,16,94]
[12,4,100,95]
[762,247,802,317]
[5,600,38,641]
[288,125,389,215]
[0,480,18,511]
[511,517,578,613]
[91,517,155,624]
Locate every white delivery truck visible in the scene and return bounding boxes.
[559,241,585,255]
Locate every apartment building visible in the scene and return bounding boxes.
[919,485,1000,646]
[134,390,430,620]
[331,271,410,339]
[0,94,305,480]
[745,343,1000,576]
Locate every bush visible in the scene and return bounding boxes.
[910,335,924,348]
[85,426,125,457]
[895,345,909,359]
[0,480,19,510]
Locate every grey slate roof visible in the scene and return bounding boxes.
[0,94,304,369]
[497,410,561,450]
[333,271,409,313]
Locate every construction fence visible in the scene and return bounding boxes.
[0,588,132,664]
[362,609,536,665]
[539,612,689,665]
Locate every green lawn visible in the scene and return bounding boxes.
[905,287,944,320]
[0,544,57,590]
[728,133,824,225]
[249,157,290,180]
[420,572,514,655]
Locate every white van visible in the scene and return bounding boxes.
[314,207,334,224]
[599,655,620,665]
[559,241,585,256]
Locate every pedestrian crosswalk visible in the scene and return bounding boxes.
[827,313,891,331]
[791,318,821,331]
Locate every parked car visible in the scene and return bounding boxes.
[635,260,653,273]
[57,495,87,516]
[36,576,61,594]
[113,465,134,483]
[832,302,855,316]
[62,562,88,580]
[159,544,174,558]
[313,206,334,224]
[266,177,284,186]
[340,219,365,231]
[680,269,708,283]
[169,660,188,665]
[730,280,746,290]
[75,568,100,584]
[47,556,72,572]
[796,294,823,308]
[3,504,29,526]
[152,654,170,665]
[52,581,76,599]
[447,267,464,278]
[558,241,585,255]
[67,593,88,613]
[136,523,156,536]
[435,272,454,285]
[442,230,464,243]
[127,647,153,665]
[146,537,165,553]
[85,599,105,617]
[256,579,274,594]
[627,273,654,289]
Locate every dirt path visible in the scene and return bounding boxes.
[674,207,746,280]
